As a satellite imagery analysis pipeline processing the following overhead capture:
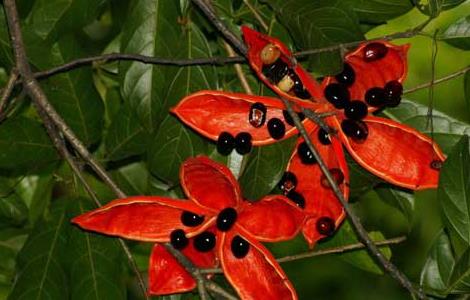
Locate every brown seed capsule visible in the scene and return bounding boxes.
[260,43,281,65]
[277,74,295,92]
[320,168,345,188]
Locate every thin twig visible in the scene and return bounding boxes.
[224,41,253,95]
[243,0,269,31]
[191,1,426,298]
[206,281,239,300]
[0,68,18,120]
[404,65,470,94]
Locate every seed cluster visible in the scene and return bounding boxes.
[217,131,253,156]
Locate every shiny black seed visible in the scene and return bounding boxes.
[365,87,386,107]
[341,119,368,142]
[430,160,443,170]
[344,100,368,120]
[278,171,297,194]
[181,211,204,227]
[249,102,267,128]
[282,110,304,127]
[297,142,316,165]
[316,217,335,236]
[384,80,403,107]
[289,71,311,99]
[267,118,286,140]
[216,207,237,232]
[231,235,250,259]
[262,58,289,84]
[217,132,235,156]
[170,229,188,250]
[324,83,350,109]
[335,63,355,86]
[298,112,305,121]
[363,42,388,62]
[286,190,305,209]
[235,132,252,155]
[317,128,331,145]
[194,231,216,252]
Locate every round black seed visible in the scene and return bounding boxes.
[249,102,267,128]
[316,217,335,236]
[384,80,403,107]
[297,142,316,165]
[324,83,350,109]
[344,100,368,120]
[365,87,386,107]
[231,235,250,259]
[181,211,204,227]
[216,207,237,232]
[289,70,311,99]
[298,112,305,121]
[430,160,443,170]
[194,231,216,252]
[217,132,235,156]
[170,229,188,250]
[317,128,331,145]
[262,58,289,84]
[335,63,355,86]
[278,171,297,194]
[341,119,369,142]
[282,110,304,127]
[363,42,388,62]
[235,132,252,155]
[267,118,286,140]
[286,190,305,209]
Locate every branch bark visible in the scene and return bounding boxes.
[0,68,18,121]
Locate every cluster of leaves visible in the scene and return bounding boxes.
[0,0,469,299]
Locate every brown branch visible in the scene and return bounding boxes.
[191,1,426,298]
[404,65,470,94]
[0,68,18,120]
[224,41,253,95]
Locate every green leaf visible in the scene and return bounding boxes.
[24,0,108,41]
[347,154,382,198]
[8,201,69,300]
[318,221,392,274]
[0,229,28,286]
[66,198,126,300]
[438,136,470,255]
[272,0,364,75]
[239,137,296,200]
[0,180,28,227]
[112,162,149,196]
[382,99,470,154]
[344,0,413,23]
[36,36,104,146]
[417,0,466,17]
[105,103,150,161]
[0,116,58,172]
[420,230,455,296]
[439,15,470,50]
[148,115,207,185]
[15,174,54,225]
[375,186,415,225]
[465,70,470,115]
[0,6,14,69]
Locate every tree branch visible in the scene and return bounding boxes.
[404,65,470,94]
[190,0,426,298]
[0,68,18,121]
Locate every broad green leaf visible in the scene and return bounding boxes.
[439,15,470,50]
[375,186,415,225]
[0,229,28,286]
[0,6,14,69]
[382,99,470,154]
[465,70,470,115]
[8,201,69,300]
[112,162,149,196]
[272,0,364,75]
[0,180,28,227]
[66,198,125,300]
[239,137,296,200]
[15,174,54,225]
[148,115,207,185]
[36,36,104,146]
[318,221,392,274]
[0,117,58,172]
[438,136,470,255]
[417,0,466,17]
[24,0,108,41]
[347,154,382,198]
[420,230,455,296]
[344,0,413,23]
[105,103,150,161]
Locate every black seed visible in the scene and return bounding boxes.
[341,119,369,142]
[262,58,289,84]
[267,118,286,140]
[297,142,316,165]
[298,112,305,121]
[324,83,350,109]
[217,132,235,156]
[282,110,304,127]
[278,171,297,194]
[181,211,204,227]
[194,231,216,252]
[249,102,267,128]
[384,80,403,107]
[318,128,331,145]
[231,235,250,259]
[344,100,368,120]
[335,63,355,86]
[430,160,443,170]
[286,190,305,209]
[235,132,252,155]
[363,42,388,62]
[365,87,386,107]
[170,229,188,250]
[289,70,311,99]
[216,207,237,232]
[320,168,345,188]
[316,217,335,236]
